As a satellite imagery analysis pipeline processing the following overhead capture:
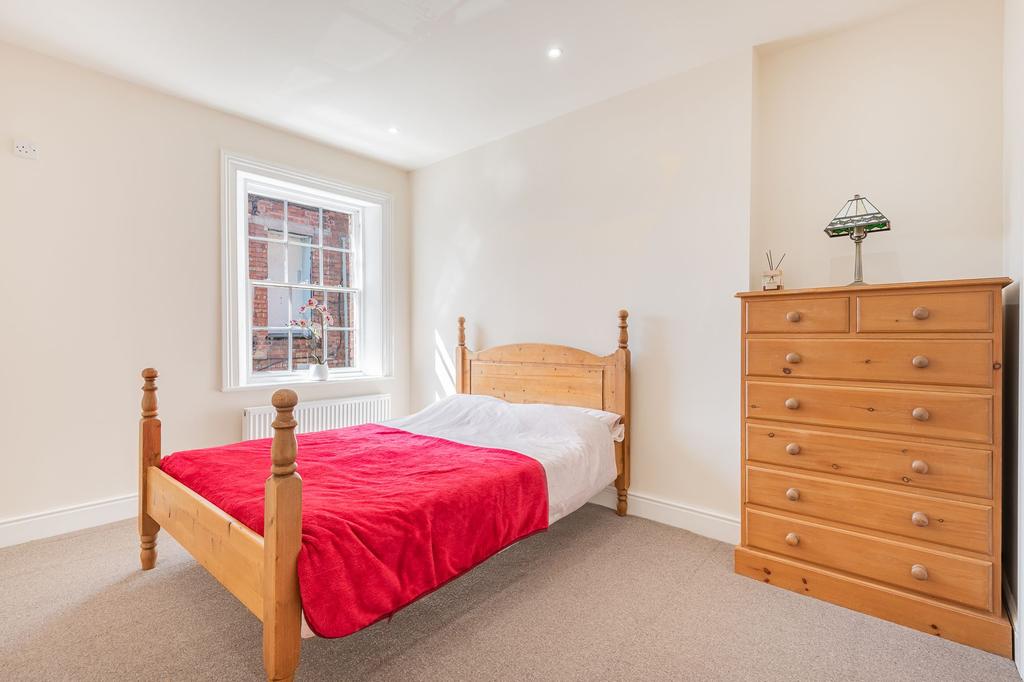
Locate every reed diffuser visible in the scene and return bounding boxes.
[761,250,785,291]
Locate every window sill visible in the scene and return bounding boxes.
[222,372,393,393]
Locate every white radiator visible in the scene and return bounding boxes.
[243,394,391,440]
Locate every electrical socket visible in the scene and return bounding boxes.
[13,140,38,160]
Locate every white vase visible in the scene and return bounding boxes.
[309,362,329,381]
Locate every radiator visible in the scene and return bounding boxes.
[243,394,391,440]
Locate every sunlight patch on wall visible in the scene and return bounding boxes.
[433,328,456,401]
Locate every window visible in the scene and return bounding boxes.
[222,154,391,389]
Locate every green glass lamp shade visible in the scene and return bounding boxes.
[824,194,890,238]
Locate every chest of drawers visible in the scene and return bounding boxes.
[734,278,1011,656]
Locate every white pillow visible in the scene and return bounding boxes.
[560,406,625,442]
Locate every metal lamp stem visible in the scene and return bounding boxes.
[850,226,866,285]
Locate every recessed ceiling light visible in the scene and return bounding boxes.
[547,46,562,60]
[387,126,400,135]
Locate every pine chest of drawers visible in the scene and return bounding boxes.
[734,278,1012,656]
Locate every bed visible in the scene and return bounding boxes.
[137,311,631,681]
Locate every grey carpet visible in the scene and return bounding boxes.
[0,504,1017,681]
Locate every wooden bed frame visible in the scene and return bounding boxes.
[137,311,630,681]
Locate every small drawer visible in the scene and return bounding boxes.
[745,423,993,498]
[746,508,993,611]
[746,296,849,334]
[746,338,992,387]
[745,381,992,444]
[857,291,993,333]
[745,466,992,553]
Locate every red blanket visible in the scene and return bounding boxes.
[160,424,548,637]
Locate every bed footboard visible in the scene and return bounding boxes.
[137,371,303,682]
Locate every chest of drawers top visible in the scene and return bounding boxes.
[737,277,1010,337]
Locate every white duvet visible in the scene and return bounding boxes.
[385,394,621,524]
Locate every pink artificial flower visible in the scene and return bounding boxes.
[298,305,306,313]
[298,320,308,328]
[307,297,318,307]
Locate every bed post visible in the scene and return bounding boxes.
[263,389,303,682]
[455,316,468,394]
[615,310,630,516]
[139,368,161,569]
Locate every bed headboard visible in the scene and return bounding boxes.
[454,310,632,515]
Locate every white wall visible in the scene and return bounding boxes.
[0,42,411,532]
[411,53,755,540]
[1003,0,1024,670]
[751,0,1004,289]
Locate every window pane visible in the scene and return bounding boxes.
[323,290,357,328]
[323,250,353,288]
[253,286,291,327]
[292,288,316,323]
[323,210,353,249]
[292,329,319,370]
[248,194,285,240]
[287,202,320,245]
[326,330,356,368]
[252,330,289,373]
[249,240,287,281]
[287,243,320,285]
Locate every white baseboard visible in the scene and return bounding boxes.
[0,494,138,549]
[1005,574,1021,672]
[3,487,742,551]
[590,486,740,545]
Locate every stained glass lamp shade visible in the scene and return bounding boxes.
[824,194,890,285]
[824,194,890,238]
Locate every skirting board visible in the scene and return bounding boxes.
[1003,574,1021,672]
[5,487,742,551]
[590,486,740,545]
[0,494,138,549]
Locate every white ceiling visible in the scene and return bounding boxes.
[0,0,918,169]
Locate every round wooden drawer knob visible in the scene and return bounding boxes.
[912,355,930,368]
[911,459,929,474]
[785,352,802,364]
[785,488,800,502]
[785,532,800,547]
[911,407,930,422]
[910,564,929,581]
[785,398,800,410]
[785,442,801,455]
[911,511,930,527]
[786,311,802,323]
[912,306,930,320]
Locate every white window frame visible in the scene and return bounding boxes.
[221,152,393,390]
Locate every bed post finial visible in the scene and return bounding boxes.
[270,389,299,476]
[139,368,161,570]
[458,316,466,348]
[265,388,302,682]
[618,309,629,349]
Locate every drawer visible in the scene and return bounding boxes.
[745,381,992,444]
[745,508,993,611]
[746,338,992,387]
[857,291,993,333]
[745,423,993,498]
[745,466,992,553]
[746,296,849,334]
